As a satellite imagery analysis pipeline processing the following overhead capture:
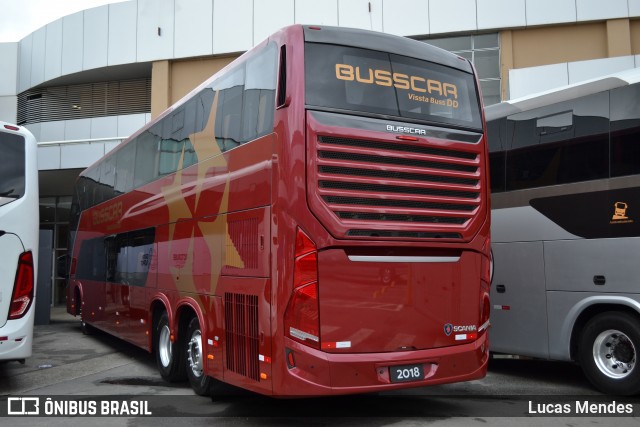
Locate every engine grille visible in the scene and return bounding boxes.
[312,135,482,239]
[224,293,260,381]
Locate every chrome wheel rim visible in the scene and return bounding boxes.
[158,324,172,368]
[187,329,204,378]
[593,329,636,379]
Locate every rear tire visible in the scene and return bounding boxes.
[578,311,640,395]
[154,311,186,382]
[185,316,213,396]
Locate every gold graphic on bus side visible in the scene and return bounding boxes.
[92,201,123,226]
[610,201,634,224]
[612,202,629,220]
[160,89,243,297]
[335,64,459,105]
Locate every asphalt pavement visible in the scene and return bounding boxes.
[1,306,638,426]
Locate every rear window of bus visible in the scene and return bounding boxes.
[305,43,482,131]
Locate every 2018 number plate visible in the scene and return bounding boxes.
[389,364,424,383]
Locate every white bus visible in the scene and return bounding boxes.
[487,69,640,395]
[0,122,39,362]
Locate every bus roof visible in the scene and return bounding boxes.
[486,67,640,121]
[303,25,473,74]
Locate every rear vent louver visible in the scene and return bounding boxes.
[313,135,482,239]
[224,293,260,381]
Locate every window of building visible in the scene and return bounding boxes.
[39,195,73,305]
[17,78,152,126]
[420,34,501,106]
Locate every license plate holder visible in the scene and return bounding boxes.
[389,364,424,383]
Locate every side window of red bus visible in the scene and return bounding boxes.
[105,228,155,286]
[243,43,277,141]
[134,124,161,187]
[212,42,278,153]
[76,237,107,282]
[115,142,135,194]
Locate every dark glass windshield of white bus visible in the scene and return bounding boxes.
[0,132,25,207]
[305,43,482,131]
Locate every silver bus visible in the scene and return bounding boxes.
[487,69,640,395]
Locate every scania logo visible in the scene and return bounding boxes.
[444,323,453,336]
[386,124,427,135]
[444,323,477,336]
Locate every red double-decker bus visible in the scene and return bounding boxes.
[67,25,491,397]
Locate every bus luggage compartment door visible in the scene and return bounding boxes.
[317,249,482,353]
[490,241,549,358]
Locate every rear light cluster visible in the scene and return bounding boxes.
[478,238,491,334]
[9,251,34,320]
[284,228,321,349]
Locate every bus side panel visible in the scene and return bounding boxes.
[205,295,225,378]
[80,279,108,331]
[544,237,640,293]
[546,291,640,361]
[490,241,550,358]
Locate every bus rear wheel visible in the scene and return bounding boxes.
[185,316,212,396]
[154,311,186,382]
[578,312,640,395]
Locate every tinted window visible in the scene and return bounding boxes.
[134,125,161,188]
[76,237,106,282]
[0,132,25,207]
[611,84,640,177]
[505,92,609,191]
[243,45,277,141]
[106,228,155,287]
[75,43,277,212]
[115,142,135,194]
[305,43,482,130]
[212,42,278,153]
[487,118,506,193]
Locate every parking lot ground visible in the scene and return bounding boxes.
[1,307,639,426]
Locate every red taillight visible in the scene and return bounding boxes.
[9,251,34,320]
[284,228,320,349]
[294,252,317,287]
[480,292,490,330]
[295,229,316,258]
[4,124,19,131]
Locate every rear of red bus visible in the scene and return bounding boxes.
[267,26,491,396]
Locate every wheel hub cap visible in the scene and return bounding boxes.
[187,330,203,377]
[593,329,636,379]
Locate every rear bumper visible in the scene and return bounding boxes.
[0,310,34,361]
[276,332,488,396]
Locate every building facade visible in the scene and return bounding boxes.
[1,0,639,304]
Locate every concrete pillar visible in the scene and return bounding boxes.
[151,60,171,119]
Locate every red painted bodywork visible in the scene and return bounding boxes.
[67,25,491,397]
